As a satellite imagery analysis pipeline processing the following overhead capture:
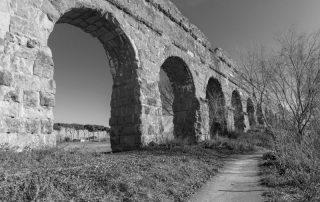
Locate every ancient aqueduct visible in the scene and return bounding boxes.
[0,0,269,151]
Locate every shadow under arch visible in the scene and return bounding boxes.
[231,90,245,132]
[48,8,141,151]
[206,77,227,138]
[257,103,264,125]
[247,98,256,127]
[159,56,199,143]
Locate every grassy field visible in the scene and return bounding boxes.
[58,142,112,153]
[0,132,266,201]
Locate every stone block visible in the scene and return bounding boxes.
[11,55,34,75]
[4,88,21,103]
[0,101,20,118]
[41,119,53,134]
[0,70,13,86]
[41,0,60,22]
[33,50,54,79]
[23,90,39,107]
[5,117,22,133]
[0,12,10,33]
[25,119,40,134]
[9,16,31,36]
[0,132,56,151]
[49,0,76,15]
[40,91,55,107]
[0,0,9,12]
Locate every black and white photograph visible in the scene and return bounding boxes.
[0,0,319,201]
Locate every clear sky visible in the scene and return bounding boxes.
[49,24,112,126]
[171,0,320,56]
[49,0,320,126]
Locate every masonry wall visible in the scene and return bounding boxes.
[0,0,257,151]
[55,127,110,143]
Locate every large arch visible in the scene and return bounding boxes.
[247,98,256,127]
[231,90,245,132]
[48,8,141,151]
[206,77,226,138]
[159,57,198,143]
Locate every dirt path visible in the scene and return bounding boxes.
[189,152,266,202]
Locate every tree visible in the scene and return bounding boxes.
[238,29,320,142]
[238,45,274,126]
[268,29,320,142]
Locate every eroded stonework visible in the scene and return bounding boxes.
[0,0,264,151]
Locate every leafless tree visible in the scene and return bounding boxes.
[268,29,320,142]
[239,29,320,142]
[238,45,274,126]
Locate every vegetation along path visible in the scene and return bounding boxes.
[189,152,266,202]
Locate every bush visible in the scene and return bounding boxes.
[261,129,320,201]
[64,137,71,142]
[222,130,241,139]
[53,123,110,132]
[200,130,272,154]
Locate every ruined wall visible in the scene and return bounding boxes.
[0,0,260,151]
[55,127,110,143]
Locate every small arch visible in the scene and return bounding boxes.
[264,107,273,125]
[206,77,226,138]
[256,103,264,125]
[159,57,198,143]
[247,98,256,127]
[231,90,245,132]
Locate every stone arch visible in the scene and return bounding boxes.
[47,8,141,151]
[257,103,264,125]
[159,56,197,143]
[247,98,256,127]
[264,107,274,125]
[206,77,226,138]
[231,90,245,132]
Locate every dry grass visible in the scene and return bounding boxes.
[0,144,228,201]
[202,129,272,154]
[260,130,320,201]
[0,130,270,201]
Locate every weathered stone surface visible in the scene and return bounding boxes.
[33,50,54,78]
[0,12,10,36]
[4,88,21,103]
[5,117,22,133]
[0,70,13,86]
[23,90,39,107]
[0,0,267,151]
[41,119,53,134]
[40,91,55,107]
[25,119,40,134]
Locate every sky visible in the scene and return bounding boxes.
[49,24,112,126]
[171,0,320,56]
[49,0,320,126]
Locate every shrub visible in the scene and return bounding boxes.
[200,130,272,154]
[261,129,320,201]
[64,137,71,142]
[53,123,110,132]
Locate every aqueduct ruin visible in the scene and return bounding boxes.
[0,0,266,151]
